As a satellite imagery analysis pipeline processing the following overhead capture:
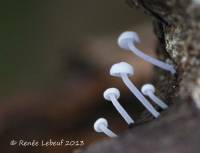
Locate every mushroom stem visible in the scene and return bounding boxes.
[128,41,176,75]
[147,91,168,109]
[121,74,160,118]
[110,94,134,125]
[99,124,118,138]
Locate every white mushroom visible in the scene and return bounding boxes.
[94,118,117,138]
[104,88,134,125]
[141,84,168,109]
[110,62,160,118]
[118,31,176,75]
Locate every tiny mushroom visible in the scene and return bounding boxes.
[118,31,176,75]
[94,118,118,138]
[104,87,134,125]
[110,62,160,118]
[141,84,168,109]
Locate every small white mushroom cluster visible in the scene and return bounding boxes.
[94,31,174,138]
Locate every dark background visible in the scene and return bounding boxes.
[0,0,156,152]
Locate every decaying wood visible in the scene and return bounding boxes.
[80,0,200,152]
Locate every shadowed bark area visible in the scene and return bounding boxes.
[80,0,200,152]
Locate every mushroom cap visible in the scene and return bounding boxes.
[103,88,120,101]
[94,118,108,132]
[110,62,134,77]
[118,31,140,50]
[141,84,155,95]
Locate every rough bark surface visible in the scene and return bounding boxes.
[80,0,200,152]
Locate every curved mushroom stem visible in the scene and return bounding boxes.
[128,41,176,75]
[110,94,134,125]
[99,124,118,138]
[121,74,160,118]
[147,91,168,109]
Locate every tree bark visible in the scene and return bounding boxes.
[80,0,200,152]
